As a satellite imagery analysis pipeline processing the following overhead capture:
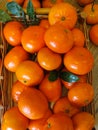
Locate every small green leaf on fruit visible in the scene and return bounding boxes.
[27,0,35,19]
[6,1,25,17]
[59,71,79,83]
[27,0,40,25]
[0,9,12,22]
[48,70,58,82]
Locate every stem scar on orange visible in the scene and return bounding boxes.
[43,112,74,130]
[15,60,44,86]
[63,46,94,75]
[53,96,80,117]
[3,21,24,46]
[21,25,46,53]
[18,87,49,120]
[44,24,74,54]
[48,2,78,29]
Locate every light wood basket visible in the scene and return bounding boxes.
[0,0,98,130]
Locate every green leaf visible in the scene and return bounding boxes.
[6,1,25,17]
[59,71,79,83]
[27,0,35,19]
[48,70,59,82]
[0,9,12,23]
[27,0,40,25]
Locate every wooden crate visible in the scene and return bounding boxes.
[0,0,98,129]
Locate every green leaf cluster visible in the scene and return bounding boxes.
[0,0,40,25]
[48,70,79,83]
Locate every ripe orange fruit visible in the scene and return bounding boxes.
[44,24,74,54]
[39,73,62,103]
[39,19,50,30]
[4,45,30,72]
[42,0,64,8]
[63,46,94,75]
[18,87,49,119]
[23,0,41,9]
[28,109,52,130]
[3,21,24,46]
[68,82,94,107]
[53,96,80,117]
[15,60,44,86]
[48,2,78,29]
[43,112,74,130]
[89,24,98,45]
[11,80,27,102]
[76,0,94,6]
[1,107,29,130]
[21,25,46,53]
[71,27,85,47]
[72,112,95,130]
[83,3,98,24]
[7,0,24,5]
[37,47,62,71]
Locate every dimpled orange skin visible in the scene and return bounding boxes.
[48,2,78,29]
[44,24,74,54]
[18,87,49,120]
[63,46,94,75]
[15,60,44,86]
[4,45,30,72]
[21,25,46,53]
[37,47,62,71]
[1,107,29,130]
[3,21,24,46]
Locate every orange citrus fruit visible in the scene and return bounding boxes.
[48,2,78,29]
[18,87,49,119]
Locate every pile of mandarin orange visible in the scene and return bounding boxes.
[1,0,98,130]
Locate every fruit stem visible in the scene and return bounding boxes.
[91,0,95,12]
[48,123,51,128]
